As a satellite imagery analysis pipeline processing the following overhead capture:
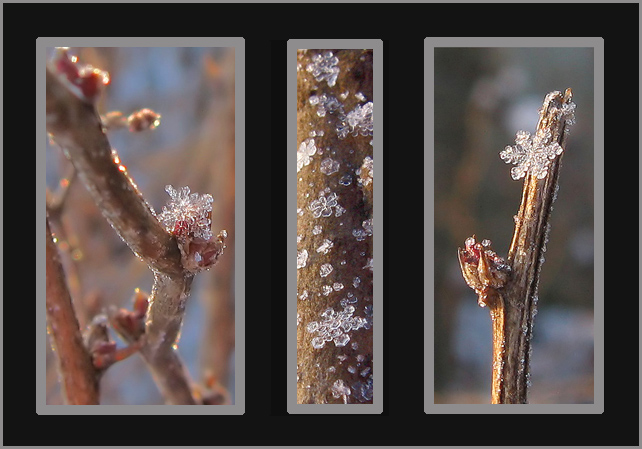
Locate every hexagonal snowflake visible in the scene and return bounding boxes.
[500,129,563,180]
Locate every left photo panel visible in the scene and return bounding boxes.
[40,41,244,412]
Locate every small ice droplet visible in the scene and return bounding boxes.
[320,263,333,277]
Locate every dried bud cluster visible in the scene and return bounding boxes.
[127,108,161,132]
[52,47,110,103]
[458,236,510,307]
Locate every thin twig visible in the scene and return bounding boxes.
[46,216,100,404]
[459,89,575,403]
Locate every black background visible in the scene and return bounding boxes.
[11,1,638,447]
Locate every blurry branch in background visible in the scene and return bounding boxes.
[45,217,100,405]
[458,89,576,404]
[46,48,227,405]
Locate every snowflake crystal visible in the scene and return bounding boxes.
[500,129,563,180]
[157,185,213,241]
[309,191,338,218]
[306,52,340,87]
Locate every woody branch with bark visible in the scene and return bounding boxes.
[458,89,576,404]
[45,48,226,405]
[296,49,374,404]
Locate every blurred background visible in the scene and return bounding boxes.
[433,47,594,403]
[45,47,236,404]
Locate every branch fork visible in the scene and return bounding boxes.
[459,89,576,404]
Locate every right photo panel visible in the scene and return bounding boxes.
[430,40,598,406]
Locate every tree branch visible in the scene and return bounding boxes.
[46,67,183,276]
[46,216,100,404]
[459,89,576,403]
[296,49,374,404]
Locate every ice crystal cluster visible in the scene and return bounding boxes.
[310,94,343,118]
[306,305,370,349]
[346,102,374,137]
[306,52,340,87]
[158,185,213,241]
[336,102,374,140]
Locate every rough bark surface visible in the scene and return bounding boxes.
[296,49,374,404]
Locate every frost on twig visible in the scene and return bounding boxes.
[459,89,576,404]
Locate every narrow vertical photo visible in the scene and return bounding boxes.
[44,44,238,406]
[296,49,374,404]
[432,45,595,405]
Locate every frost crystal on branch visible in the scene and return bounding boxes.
[157,185,226,273]
[158,185,213,241]
[500,129,563,180]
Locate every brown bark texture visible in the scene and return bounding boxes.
[46,217,100,404]
[296,49,374,404]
